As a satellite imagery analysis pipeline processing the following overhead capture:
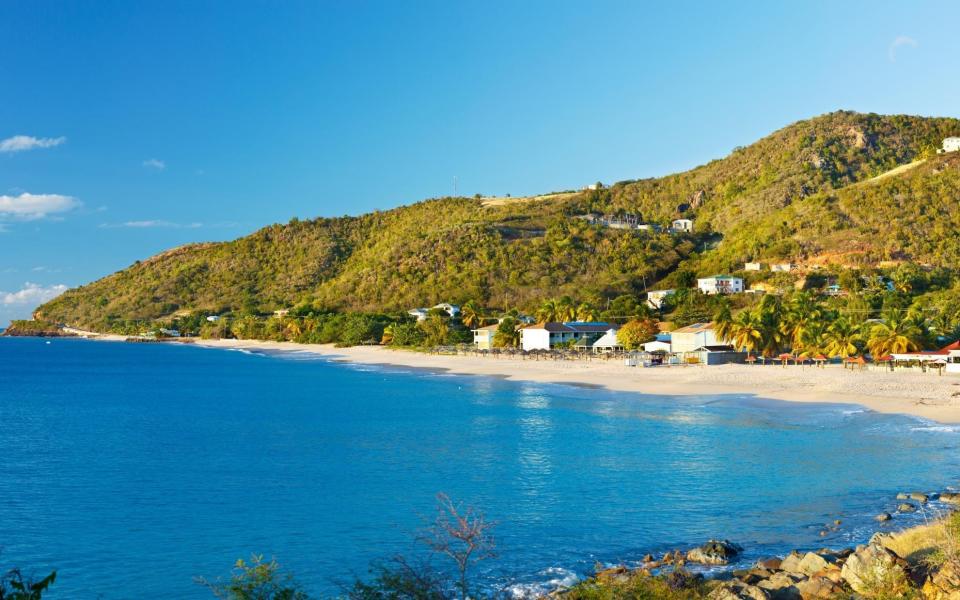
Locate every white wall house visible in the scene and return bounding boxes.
[519,322,618,352]
[408,308,429,321]
[670,322,719,353]
[643,339,672,353]
[671,218,693,233]
[646,289,675,309]
[471,324,498,350]
[744,262,762,271]
[697,275,744,295]
[940,137,960,154]
[771,263,794,272]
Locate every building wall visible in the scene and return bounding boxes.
[473,331,494,350]
[944,138,960,153]
[520,329,551,351]
[671,330,719,353]
[698,278,743,294]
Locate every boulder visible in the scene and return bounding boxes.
[922,563,960,600]
[779,552,803,573]
[910,492,930,504]
[594,565,629,585]
[795,575,845,600]
[897,492,910,500]
[687,540,744,565]
[758,558,783,571]
[756,572,803,600]
[708,581,770,600]
[840,542,909,595]
[796,552,831,576]
[898,503,918,513]
[876,512,893,522]
[941,492,960,504]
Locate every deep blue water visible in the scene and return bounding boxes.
[2,337,960,598]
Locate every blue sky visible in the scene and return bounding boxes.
[1,1,959,324]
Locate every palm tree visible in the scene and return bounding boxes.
[823,317,861,358]
[756,294,787,357]
[460,300,483,329]
[576,302,599,322]
[536,299,560,323]
[730,311,763,355]
[781,292,823,352]
[714,304,734,344]
[867,312,924,357]
[557,296,577,322]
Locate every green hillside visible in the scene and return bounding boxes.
[36,110,960,331]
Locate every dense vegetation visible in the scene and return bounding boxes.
[33,111,960,334]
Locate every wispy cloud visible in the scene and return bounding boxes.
[142,158,166,170]
[1,282,69,306]
[889,35,918,62]
[0,192,80,220]
[0,135,66,153]
[99,220,202,229]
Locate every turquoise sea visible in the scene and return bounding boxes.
[1,336,959,598]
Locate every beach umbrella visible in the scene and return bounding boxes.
[745,354,757,365]
[812,353,827,368]
[777,352,794,367]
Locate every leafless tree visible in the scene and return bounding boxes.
[418,493,497,600]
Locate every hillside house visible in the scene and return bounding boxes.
[671,218,693,233]
[670,322,719,353]
[940,137,960,154]
[697,275,744,295]
[519,322,618,352]
[771,263,794,272]
[408,303,460,321]
[646,289,675,309]
[471,324,499,350]
[744,262,762,271]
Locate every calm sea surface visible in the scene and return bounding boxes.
[2,337,960,598]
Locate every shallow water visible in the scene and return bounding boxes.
[1,337,958,598]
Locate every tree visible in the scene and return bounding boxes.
[492,317,520,348]
[459,301,483,329]
[617,318,659,350]
[713,304,734,344]
[418,315,449,347]
[557,296,576,322]
[418,494,496,600]
[729,311,763,355]
[0,567,56,600]
[536,299,560,323]
[198,555,309,600]
[823,317,861,358]
[575,302,599,322]
[867,311,924,357]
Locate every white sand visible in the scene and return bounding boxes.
[178,338,960,424]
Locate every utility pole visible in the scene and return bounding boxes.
[453,175,458,197]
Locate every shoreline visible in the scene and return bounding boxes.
[178,337,960,424]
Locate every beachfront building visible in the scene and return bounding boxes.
[646,289,675,309]
[771,263,794,272]
[671,218,693,233]
[697,275,744,295]
[670,322,718,353]
[643,333,672,353]
[939,137,960,154]
[744,262,762,271]
[519,322,619,352]
[688,345,747,365]
[471,324,499,350]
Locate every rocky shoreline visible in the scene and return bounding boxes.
[558,490,960,599]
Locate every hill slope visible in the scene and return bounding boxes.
[37,111,960,330]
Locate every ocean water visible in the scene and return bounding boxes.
[1,337,960,598]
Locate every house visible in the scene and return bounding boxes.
[697,275,744,295]
[646,289,675,309]
[744,262,763,271]
[519,321,618,352]
[158,328,180,338]
[407,308,429,321]
[670,322,718,353]
[471,324,499,350]
[939,137,960,154]
[671,218,693,233]
[206,315,221,322]
[689,345,747,365]
[642,333,672,353]
[891,341,960,372]
[771,263,794,272]
[590,329,623,352]
[273,309,289,318]
[432,303,460,317]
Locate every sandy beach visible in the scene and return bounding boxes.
[133,336,960,424]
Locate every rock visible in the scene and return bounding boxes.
[941,492,960,504]
[779,552,803,574]
[910,492,930,504]
[840,542,909,595]
[756,572,803,600]
[922,563,960,600]
[897,492,910,500]
[708,581,770,600]
[876,512,893,522]
[642,553,653,563]
[687,540,744,565]
[898,503,918,513]
[594,565,629,584]
[758,558,783,571]
[735,569,773,585]
[796,552,831,576]
[795,575,845,600]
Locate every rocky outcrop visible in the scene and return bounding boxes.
[687,540,744,565]
[923,563,960,600]
[708,581,770,600]
[840,542,909,595]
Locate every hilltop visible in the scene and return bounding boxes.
[36,110,960,331]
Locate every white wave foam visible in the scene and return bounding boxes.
[504,567,580,598]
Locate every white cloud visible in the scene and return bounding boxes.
[0,192,80,220]
[1,282,68,306]
[142,158,166,170]
[99,220,202,229]
[889,35,918,62]
[0,135,66,153]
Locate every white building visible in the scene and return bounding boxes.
[670,322,719,353]
[519,322,618,352]
[744,262,762,271]
[771,263,794,272]
[646,289,675,309]
[206,315,221,322]
[642,339,672,353]
[697,275,744,295]
[471,324,499,350]
[408,303,460,321]
[671,218,693,233]
[940,137,960,154]
[408,308,429,321]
